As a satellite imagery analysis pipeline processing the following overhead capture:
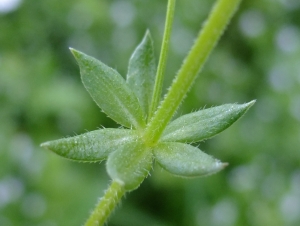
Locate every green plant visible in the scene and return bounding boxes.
[41,0,254,225]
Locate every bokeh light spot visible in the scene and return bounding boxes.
[0,176,24,208]
[21,192,47,219]
[239,9,266,38]
[268,65,294,92]
[110,1,135,28]
[211,198,238,226]
[0,0,22,13]
[275,25,300,53]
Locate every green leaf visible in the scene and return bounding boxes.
[161,100,255,143]
[127,30,156,119]
[40,129,138,162]
[70,48,146,130]
[153,142,227,177]
[107,141,153,191]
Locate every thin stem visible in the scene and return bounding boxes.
[85,180,125,226]
[144,0,242,144]
[149,0,176,119]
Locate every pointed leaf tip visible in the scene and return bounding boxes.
[40,141,49,149]
[69,47,79,58]
[246,99,256,108]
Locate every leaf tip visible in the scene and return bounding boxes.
[221,162,229,169]
[40,141,51,150]
[143,29,153,43]
[201,160,229,177]
[69,47,81,60]
[239,99,256,114]
[247,99,256,108]
[145,29,151,37]
[211,161,229,174]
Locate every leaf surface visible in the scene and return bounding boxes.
[161,101,255,142]
[153,142,227,177]
[127,30,156,119]
[107,141,153,191]
[40,129,137,162]
[70,48,146,129]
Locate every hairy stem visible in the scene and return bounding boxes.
[85,181,125,226]
[144,0,242,144]
[149,0,176,119]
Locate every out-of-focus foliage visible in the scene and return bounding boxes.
[0,0,300,225]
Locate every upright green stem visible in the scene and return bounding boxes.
[144,0,242,144]
[85,180,125,226]
[149,0,176,119]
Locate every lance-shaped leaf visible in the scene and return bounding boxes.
[107,141,153,191]
[40,129,138,162]
[127,30,156,119]
[161,100,255,143]
[70,48,146,130]
[153,142,227,177]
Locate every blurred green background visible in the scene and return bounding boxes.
[1,0,300,225]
